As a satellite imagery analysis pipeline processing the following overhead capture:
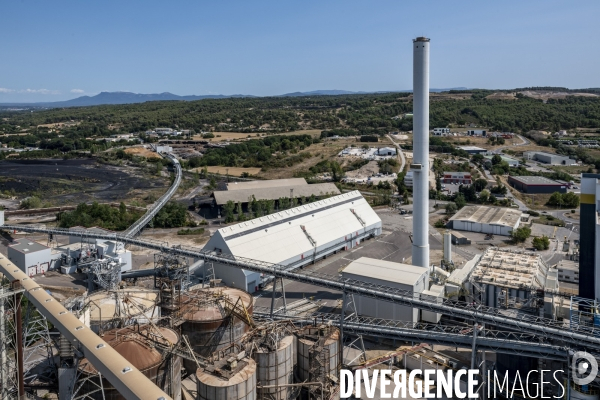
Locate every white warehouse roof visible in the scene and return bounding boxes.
[449,205,521,229]
[343,257,428,286]
[205,191,382,265]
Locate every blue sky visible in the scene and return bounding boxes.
[1,0,598,102]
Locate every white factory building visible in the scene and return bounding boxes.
[203,191,383,293]
[6,227,133,276]
[375,147,397,156]
[469,248,549,308]
[7,239,60,276]
[449,205,522,236]
[341,257,430,324]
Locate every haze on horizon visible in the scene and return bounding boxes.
[1,0,599,103]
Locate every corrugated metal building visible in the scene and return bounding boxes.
[524,151,576,166]
[203,191,383,293]
[213,183,340,206]
[508,176,567,194]
[341,257,429,324]
[7,239,60,276]
[449,205,521,236]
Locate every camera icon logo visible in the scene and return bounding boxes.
[572,351,598,386]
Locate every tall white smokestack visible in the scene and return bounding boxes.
[411,37,430,268]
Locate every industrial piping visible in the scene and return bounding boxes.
[0,255,172,400]
[3,224,600,350]
[411,36,430,269]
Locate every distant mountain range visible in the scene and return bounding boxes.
[0,88,469,108]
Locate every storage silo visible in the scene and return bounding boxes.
[296,325,340,400]
[253,333,294,400]
[179,286,254,373]
[77,325,182,400]
[86,288,160,333]
[196,349,257,400]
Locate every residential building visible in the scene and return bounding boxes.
[433,128,450,135]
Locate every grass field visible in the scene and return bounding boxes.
[124,147,161,159]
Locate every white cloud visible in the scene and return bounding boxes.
[20,88,61,95]
[70,89,85,94]
[0,88,15,93]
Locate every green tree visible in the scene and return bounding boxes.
[436,176,442,191]
[20,196,42,209]
[491,154,502,165]
[223,200,235,223]
[473,178,488,192]
[445,202,457,214]
[532,235,550,250]
[454,193,466,209]
[547,192,564,207]
[510,226,531,243]
[479,189,490,203]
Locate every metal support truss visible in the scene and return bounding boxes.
[70,353,106,400]
[22,300,56,388]
[123,153,181,238]
[269,277,287,318]
[254,309,570,360]
[87,259,122,291]
[6,224,600,351]
[0,285,25,400]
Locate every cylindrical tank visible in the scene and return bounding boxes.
[196,358,257,400]
[78,325,182,400]
[86,288,160,333]
[254,335,294,400]
[179,287,254,373]
[296,326,340,383]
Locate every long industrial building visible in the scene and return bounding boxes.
[508,175,567,194]
[213,178,340,207]
[203,190,382,292]
[524,151,576,165]
[448,205,522,236]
